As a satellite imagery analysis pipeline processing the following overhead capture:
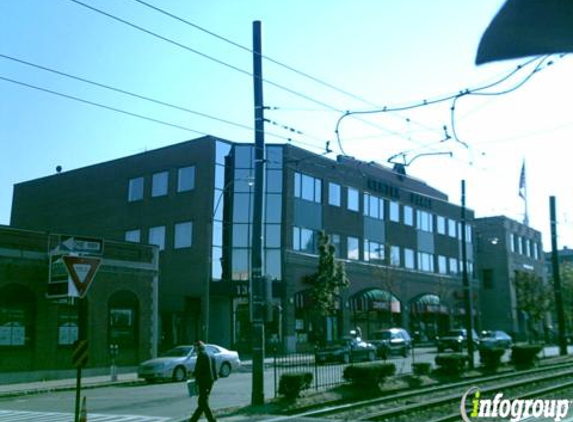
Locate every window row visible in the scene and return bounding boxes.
[295,172,472,241]
[510,233,541,260]
[125,221,193,250]
[128,165,196,202]
[292,226,472,275]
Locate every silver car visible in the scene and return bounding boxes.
[137,344,241,382]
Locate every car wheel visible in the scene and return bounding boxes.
[219,362,231,378]
[172,366,187,382]
[368,351,375,361]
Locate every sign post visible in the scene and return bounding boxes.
[46,235,102,422]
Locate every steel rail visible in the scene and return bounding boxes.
[289,360,573,420]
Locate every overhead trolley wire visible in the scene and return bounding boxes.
[70,0,422,152]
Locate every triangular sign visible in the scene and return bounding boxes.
[62,256,101,298]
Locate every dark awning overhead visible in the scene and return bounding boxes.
[350,289,400,313]
[476,0,573,65]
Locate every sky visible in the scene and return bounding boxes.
[2,0,573,251]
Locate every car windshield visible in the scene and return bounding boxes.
[373,331,392,340]
[161,346,193,357]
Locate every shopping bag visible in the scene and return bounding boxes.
[186,379,198,397]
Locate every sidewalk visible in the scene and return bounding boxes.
[0,371,141,398]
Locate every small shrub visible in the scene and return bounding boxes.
[278,372,313,399]
[412,362,432,376]
[343,362,396,388]
[511,344,542,369]
[435,353,468,376]
[479,347,505,371]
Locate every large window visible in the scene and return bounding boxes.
[347,187,359,212]
[108,291,138,347]
[404,248,415,269]
[174,221,193,249]
[57,303,78,346]
[347,236,359,260]
[328,182,341,206]
[128,176,144,202]
[125,229,141,243]
[148,226,166,251]
[177,166,195,192]
[404,206,414,226]
[0,285,33,347]
[364,240,384,262]
[449,257,459,274]
[390,245,401,266]
[152,171,168,197]
[437,216,446,235]
[294,172,321,203]
[364,193,385,220]
[448,219,457,238]
[438,255,447,274]
[418,252,434,272]
[417,210,433,232]
[293,226,316,254]
[389,201,400,222]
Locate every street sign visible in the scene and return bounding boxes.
[47,255,72,299]
[72,339,88,368]
[58,236,104,255]
[62,256,101,299]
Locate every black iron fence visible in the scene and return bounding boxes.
[271,349,351,397]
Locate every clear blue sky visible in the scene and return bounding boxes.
[2,1,572,250]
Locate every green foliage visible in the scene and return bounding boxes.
[278,372,313,399]
[478,347,505,371]
[343,362,396,388]
[511,344,543,369]
[434,354,468,376]
[412,362,432,376]
[303,231,349,317]
[513,271,551,340]
[559,262,573,335]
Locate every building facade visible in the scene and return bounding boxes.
[474,216,547,339]
[0,225,158,374]
[11,136,482,352]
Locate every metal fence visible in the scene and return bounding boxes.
[271,350,351,397]
[271,347,425,397]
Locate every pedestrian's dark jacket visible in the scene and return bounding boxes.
[194,348,217,388]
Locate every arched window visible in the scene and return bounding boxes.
[0,284,35,347]
[108,291,138,347]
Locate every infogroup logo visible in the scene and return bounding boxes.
[461,386,571,422]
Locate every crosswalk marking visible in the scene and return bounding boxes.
[0,410,172,422]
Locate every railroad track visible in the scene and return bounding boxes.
[288,361,573,421]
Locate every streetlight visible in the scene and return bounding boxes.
[202,176,253,343]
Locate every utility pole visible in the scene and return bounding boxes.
[550,196,568,356]
[250,20,265,406]
[461,180,475,369]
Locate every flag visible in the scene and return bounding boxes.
[519,161,526,199]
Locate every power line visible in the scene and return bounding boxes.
[68,0,429,153]
[0,53,254,132]
[0,74,305,145]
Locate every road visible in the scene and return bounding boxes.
[0,346,568,422]
[0,369,274,422]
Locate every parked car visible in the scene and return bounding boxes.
[479,330,513,350]
[436,329,480,352]
[369,328,412,359]
[137,343,241,382]
[315,337,377,364]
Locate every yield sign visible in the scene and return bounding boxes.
[62,256,101,298]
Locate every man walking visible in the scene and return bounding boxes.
[190,341,218,422]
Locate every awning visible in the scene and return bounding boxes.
[350,289,401,313]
